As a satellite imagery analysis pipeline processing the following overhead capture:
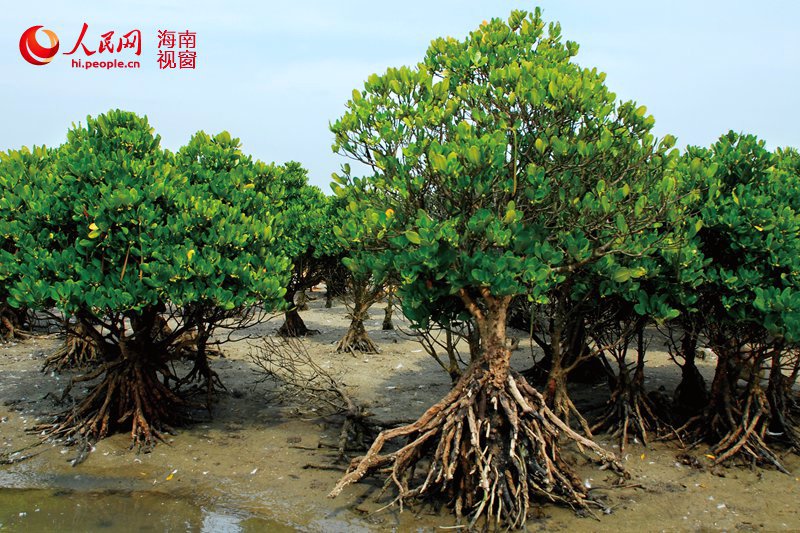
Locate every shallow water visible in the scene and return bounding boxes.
[0,487,292,532]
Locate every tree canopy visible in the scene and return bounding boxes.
[332,9,680,333]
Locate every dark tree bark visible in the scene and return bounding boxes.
[381,287,395,330]
[43,321,101,372]
[337,277,381,354]
[0,304,29,341]
[278,292,317,337]
[672,327,708,422]
[37,309,186,452]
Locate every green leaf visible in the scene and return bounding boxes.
[630,266,647,278]
[466,146,481,166]
[612,269,631,283]
[405,230,421,244]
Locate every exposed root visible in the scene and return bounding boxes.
[592,381,661,452]
[765,350,800,451]
[329,367,624,529]
[0,441,46,465]
[43,322,101,372]
[337,318,379,354]
[677,384,787,473]
[673,342,791,472]
[178,349,226,410]
[547,371,594,439]
[278,308,319,337]
[161,325,226,409]
[593,324,664,451]
[0,304,29,341]
[34,355,187,452]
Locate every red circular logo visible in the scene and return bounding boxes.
[19,25,60,66]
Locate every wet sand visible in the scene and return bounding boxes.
[2,296,800,531]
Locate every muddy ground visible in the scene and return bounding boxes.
[1,294,799,531]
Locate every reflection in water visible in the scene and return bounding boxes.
[201,508,254,533]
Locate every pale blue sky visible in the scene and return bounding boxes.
[2,1,798,189]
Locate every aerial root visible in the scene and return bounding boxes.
[676,385,788,473]
[33,357,186,454]
[592,384,662,452]
[330,367,623,529]
[336,322,379,354]
[43,323,101,372]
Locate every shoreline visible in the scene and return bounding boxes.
[2,297,799,531]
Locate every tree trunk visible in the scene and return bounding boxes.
[176,321,225,409]
[592,322,660,451]
[381,289,395,330]
[297,290,309,311]
[0,304,28,341]
[337,302,378,354]
[766,347,800,447]
[278,292,315,337]
[673,326,707,422]
[544,316,593,435]
[337,277,380,354]
[324,261,348,308]
[677,338,786,472]
[38,318,186,452]
[330,291,623,528]
[466,319,481,361]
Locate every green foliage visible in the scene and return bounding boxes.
[277,162,340,274]
[680,132,800,342]
[0,145,53,304]
[331,9,678,327]
[7,110,289,321]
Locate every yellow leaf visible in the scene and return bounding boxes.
[754,225,763,231]
[704,454,716,460]
[187,249,195,261]
[640,453,645,460]
[89,222,99,231]
[166,473,174,481]
[385,208,394,218]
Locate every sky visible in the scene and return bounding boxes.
[1,1,798,190]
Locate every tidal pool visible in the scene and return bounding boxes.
[0,487,293,532]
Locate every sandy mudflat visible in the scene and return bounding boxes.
[1,295,799,531]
